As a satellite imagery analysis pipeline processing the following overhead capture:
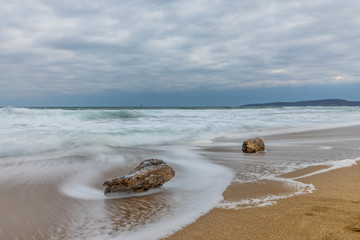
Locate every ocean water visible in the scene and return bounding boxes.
[1,106,360,239]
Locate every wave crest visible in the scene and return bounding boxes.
[81,110,144,120]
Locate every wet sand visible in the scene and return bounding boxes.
[0,150,176,240]
[168,125,360,240]
[0,146,232,240]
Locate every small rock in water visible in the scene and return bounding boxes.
[242,137,265,153]
[103,159,175,195]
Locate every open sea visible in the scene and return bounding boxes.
[1,106,360,239]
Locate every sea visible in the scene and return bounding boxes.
[1,106,360,240]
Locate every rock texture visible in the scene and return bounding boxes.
[103,159,175,194]
[242,137,265,153]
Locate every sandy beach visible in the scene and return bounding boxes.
[168,126,360,240]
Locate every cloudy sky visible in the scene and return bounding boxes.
[1,0,360,106]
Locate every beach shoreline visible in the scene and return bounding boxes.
[167,125,360,240]
[1,116,360,239]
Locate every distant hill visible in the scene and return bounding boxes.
[240,99,360,108]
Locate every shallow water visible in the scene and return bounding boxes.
[0,145,232,240]
[1,107,360,239]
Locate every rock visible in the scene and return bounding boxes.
[103,159,175,194]
[242,137,265,153]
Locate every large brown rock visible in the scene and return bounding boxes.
[242,137,265,153]
[103,159,175,195]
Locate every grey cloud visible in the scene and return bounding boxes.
[1,0,360,99]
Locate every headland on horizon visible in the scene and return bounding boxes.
[240,99,360,108]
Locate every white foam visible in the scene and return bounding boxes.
[218,177,315,210]
[318,146,333,150]
[292,158,359,180]
[2,107,360,158]
[61,183,165,200]
[218,158,359,210]
[55,146,233,240]
[62,184,106,200]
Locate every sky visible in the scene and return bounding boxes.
[1,0,360,106]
